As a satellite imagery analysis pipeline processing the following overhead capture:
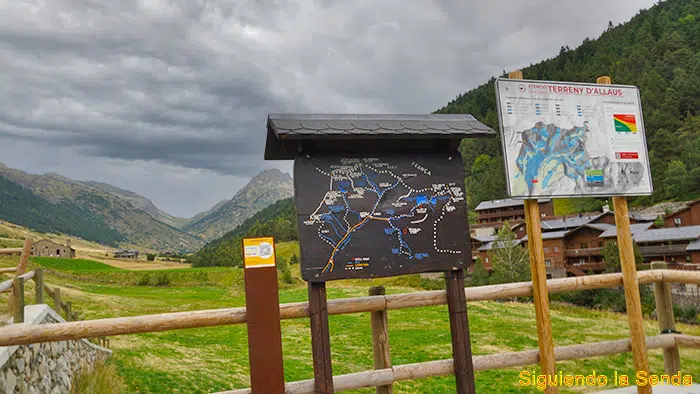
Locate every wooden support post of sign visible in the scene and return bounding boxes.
[369,286,392,394]
[309,281,334,394]
[598,75,651,394]
[509,70,558,394]
[242,237,285,394]
[445,269,476,394]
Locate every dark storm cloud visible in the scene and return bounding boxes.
[0,0,656,215]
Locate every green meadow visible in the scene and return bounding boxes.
[0,244,698,393]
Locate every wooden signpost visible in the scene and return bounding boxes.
[497,71,653,394]
[242,237,285,394]
[508,70,558,394]
[597,75,652,394]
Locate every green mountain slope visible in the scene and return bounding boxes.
[82,181,190,228]
[183,169,294,241]
[188,198,296,267]
[0,177,125,246]
[438,0,700,209]
[0,164,203,252]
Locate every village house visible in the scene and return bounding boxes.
[114,249,139,260]
[31,239,75,259]
[662,199,700,228]
[472,198,554,235]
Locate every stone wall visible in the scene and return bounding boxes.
[0,305,111,394]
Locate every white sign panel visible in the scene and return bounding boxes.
[495,78,653,198]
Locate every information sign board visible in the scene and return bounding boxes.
[495,78,653,198]
[294,152,470,282]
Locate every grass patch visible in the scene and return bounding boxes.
[72,360,127,394]
[33,257,123,272]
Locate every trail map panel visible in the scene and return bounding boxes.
[495,79,653,198]
[294,153,470,282]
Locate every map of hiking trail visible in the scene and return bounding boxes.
[496,79,653,198]
[294,154,470,282]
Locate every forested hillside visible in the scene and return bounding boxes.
[188,198,296,267]
[438,0,700,210]
[0,177,125,246]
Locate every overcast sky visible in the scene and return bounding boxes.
[0,0,657,218]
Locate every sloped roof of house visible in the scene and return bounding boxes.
[474,198,550,211]
[599,222,654,238]
[540,214,601,231]
[472,235,497,244]
[521,230,570,241]
[632,225,700,243]
[477,239,523,251]
[686,239,700,251]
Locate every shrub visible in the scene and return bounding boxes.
[136,274,151,286]
[146,253,156,261]
[278,258,293,285]
[154,272,170,286]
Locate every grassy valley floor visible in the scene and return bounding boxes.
[0,245,698,393]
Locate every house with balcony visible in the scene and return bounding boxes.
[472,198,553,232]
[632,225,700,269]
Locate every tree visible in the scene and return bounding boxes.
[289,254,299,265]
[664,160,690,199]
[602,240,643,273]
[469,258,490,286]
[488,223,530,285]
[146,253,156,262]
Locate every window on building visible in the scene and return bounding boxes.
[579,258,585,265]
[686,255,691,262]
[554,246,559,252]
[56,249,60,256]
[580,243,588,249]
[674,217,682,227]
[544,246,550,253]
[485,257,489,263]
[545,260,552,267]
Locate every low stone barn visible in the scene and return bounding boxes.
[114,249,139,259]
[30,239,76,258]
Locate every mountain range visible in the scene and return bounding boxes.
[0,163,294,252]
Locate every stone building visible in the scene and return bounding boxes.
[30,239,75,259]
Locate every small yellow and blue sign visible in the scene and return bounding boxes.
[242,237,276,268]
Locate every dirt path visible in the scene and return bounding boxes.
[77,252,191,270]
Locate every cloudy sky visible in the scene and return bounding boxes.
[0,0,657,218]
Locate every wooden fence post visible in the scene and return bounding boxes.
[650,262,681,374]
[12,277,25,323]
[35,268,44,304]
[16,238,32,275]
[65,302,72,322]
[368,286,392,394]
[53,288,61,315]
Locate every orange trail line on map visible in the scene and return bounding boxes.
[322,215,391,273]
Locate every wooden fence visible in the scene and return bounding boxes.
[0,241,110,347]
[0,265,695,393]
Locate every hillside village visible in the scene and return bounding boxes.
[471,198,700,276]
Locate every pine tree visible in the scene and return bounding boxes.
[488,223,530,285]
